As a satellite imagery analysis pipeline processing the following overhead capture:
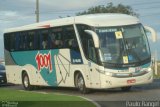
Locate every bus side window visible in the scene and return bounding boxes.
[19,33,24,50]
[28,32,34,50]
[49,33,56,49]
[34,31,39,50]
[21,32,27,50]
[88,39,97,62]
[40,30,49,50]
[56,33,63,48]
[76,24,98,63]
[51,27,63,49]
[14,33,19,51]
[4,34,10,51]
[10,33,15,51]
[76,24,92,58]
[63,25,79,51]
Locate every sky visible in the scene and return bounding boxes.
[0,0,160,60]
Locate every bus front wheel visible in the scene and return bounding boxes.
[22,72,33,90]
[75,73,89,94]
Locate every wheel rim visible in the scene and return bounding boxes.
[77,76,84,91]
[24,76,29,88]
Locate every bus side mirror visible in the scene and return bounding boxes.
[84,30,100,48]
[144,26,157,42]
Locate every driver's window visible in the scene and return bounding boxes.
[88,39,97,63]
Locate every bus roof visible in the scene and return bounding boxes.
[4,13,140,33]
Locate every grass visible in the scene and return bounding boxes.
[0,88,96,107]
[154,75,160,79]
[153,64,160,79]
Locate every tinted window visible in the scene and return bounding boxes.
[34,31,39,50]
[28,32,35,50]
[76,24,98,63]
[76,24,92,58]
[15,33,20,51]
[63,26,79,51]
[4,25,80,51]
[50,27,64,49]
[4,34,10,51]
[40,30,50,50]
[19,32,27,50]
[10,33,15,51]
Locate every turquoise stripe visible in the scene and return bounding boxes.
[11,49,59,86]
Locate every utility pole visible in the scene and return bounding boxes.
[35,0,39,22]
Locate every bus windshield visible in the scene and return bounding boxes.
[95,24,151,67]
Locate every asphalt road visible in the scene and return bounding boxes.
[1,79,160,107]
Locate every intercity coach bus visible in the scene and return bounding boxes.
[4,14,157,93]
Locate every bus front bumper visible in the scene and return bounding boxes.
[100,70,153,89]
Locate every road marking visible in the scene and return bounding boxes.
[78,96,101,107]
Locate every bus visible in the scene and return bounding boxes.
[4,14,157,93]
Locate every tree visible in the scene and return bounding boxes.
[76,3,138,17]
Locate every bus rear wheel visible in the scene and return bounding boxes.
[75,73,89,94]
[121,86,132,91]
[22,72,33,90]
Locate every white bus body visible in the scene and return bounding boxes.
[4,14,156,93]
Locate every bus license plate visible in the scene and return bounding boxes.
[127,79,136,84]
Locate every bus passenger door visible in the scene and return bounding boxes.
[87,39,100,88]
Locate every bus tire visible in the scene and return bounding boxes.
[75,73,89,94]
[22,72,33,90]
[121,86,132,91]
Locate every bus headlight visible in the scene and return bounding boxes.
[96,68,113,76]
[105,72,113,76]
[147,68,152,72]
[96,69,105,74]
